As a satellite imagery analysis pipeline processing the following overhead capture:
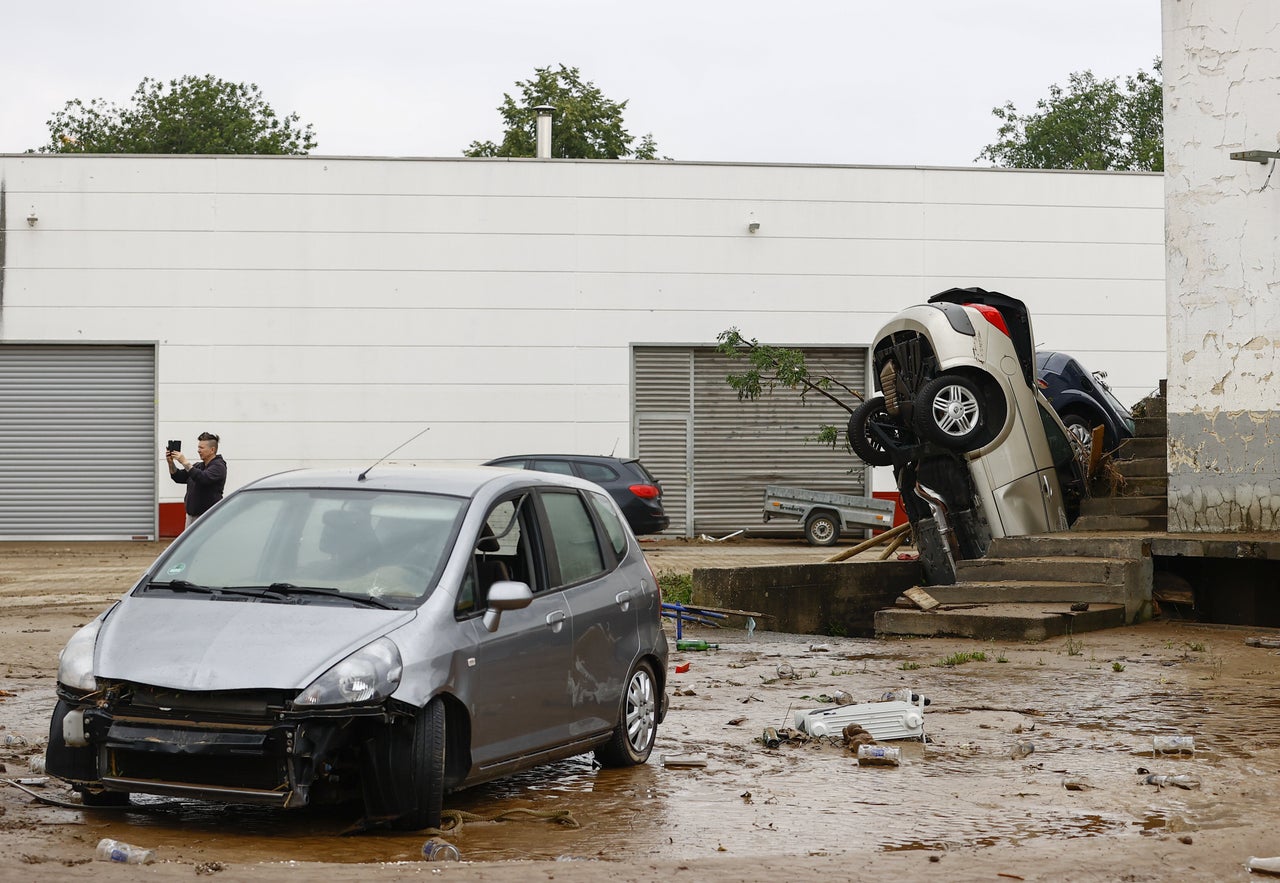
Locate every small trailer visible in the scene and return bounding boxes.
[762,485,896,546]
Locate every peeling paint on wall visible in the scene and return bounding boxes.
[1168,410,1280,532]
[1163,0,1280,532]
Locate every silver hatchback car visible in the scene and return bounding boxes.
[46,466,669,829]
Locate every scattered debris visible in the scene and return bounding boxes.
[195,861,228,875]
[1246,856,1280,875]
[1144,774,1200,790]
[661,754,708,768]
[726,716,747,726]
[1010,741,1035,760]
[1153,735,1195,756]
[904,587,940,611]
[1062,776,1092,791]
[856,744,901,767]
[699,530,745,543]
[1245,636,1280,649]
[674,663,691,674]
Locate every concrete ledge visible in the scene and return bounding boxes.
[692,560,922,638]
[875,603,1126,642]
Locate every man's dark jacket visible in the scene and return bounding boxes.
[170,454,227,517]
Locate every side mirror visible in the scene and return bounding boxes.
[481,580,534,632]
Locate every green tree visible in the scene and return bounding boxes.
[464,65,662,159]
[40,75,316,155]
[715,328,863,448]
[979,59,1162,172]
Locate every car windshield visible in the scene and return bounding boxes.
[145,488,468,608]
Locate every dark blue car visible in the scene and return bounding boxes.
[1035,350,1135,456]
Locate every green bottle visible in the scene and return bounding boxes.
[676,639,719,651]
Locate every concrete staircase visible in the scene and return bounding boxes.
[874,391,1166,642]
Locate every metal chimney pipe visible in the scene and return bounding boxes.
[534,105,554,158]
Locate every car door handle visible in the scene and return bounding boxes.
[1041,475,1054,498]
[615,590,632,611]
[545,610,566,633]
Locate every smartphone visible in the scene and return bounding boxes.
[167,440,182,452]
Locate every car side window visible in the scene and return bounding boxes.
[540,490,606,587]
[587,491,628,558]
[531,459,575,475]
[1038,402,1077,469]
[576,462,618,483]
[456,495,539,616]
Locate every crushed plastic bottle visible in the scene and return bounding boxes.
[2,734,29,746]
[421,838,461,861]
[1144,773,1200,790]
[831,690,854,706]
[95,838,155,864]
[29,755,46,775]
[1010,741,1035,760]
[775,663,794,679]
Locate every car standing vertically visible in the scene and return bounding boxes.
[483,455,670,536]
[846,288,1085,584]
[46,466,668,829]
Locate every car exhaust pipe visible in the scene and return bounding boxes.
[913,481,959,570]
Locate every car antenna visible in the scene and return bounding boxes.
[609,437,619,456]
[358,427,431,481]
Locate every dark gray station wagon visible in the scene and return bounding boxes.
[47,466,669,829]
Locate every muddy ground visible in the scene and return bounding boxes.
[1,540,1279,881]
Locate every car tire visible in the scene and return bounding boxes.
[390,698,446,831]
[804,512,840,546]
[595,660,658,767]
[847,395,898,467]
[1062,413,1096,458]
[914,374,988,450]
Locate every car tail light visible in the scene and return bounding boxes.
[966,303,1010,337]
[629,483,660,500]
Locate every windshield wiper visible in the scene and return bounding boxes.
[149,579,216,594]
[146,580,271,601]
[225,583,396,610]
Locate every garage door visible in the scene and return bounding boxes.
[635,345,868,537]
[0,344,156,539]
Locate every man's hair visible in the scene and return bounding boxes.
[198,432,220,451]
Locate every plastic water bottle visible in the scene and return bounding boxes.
[1153,735,1195,755]
[831,690,854,706]
[856,744,901,766]
[2,734,28,746]
[95,838,155,864]
[421,838,461,861]
[29,755,46,774]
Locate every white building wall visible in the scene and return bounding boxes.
[0,155,1164,509]
[1163,0,1280,531]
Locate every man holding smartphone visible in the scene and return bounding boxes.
[165,432,228,527]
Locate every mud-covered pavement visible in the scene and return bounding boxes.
[2,541,1279,881]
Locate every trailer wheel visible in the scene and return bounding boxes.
[804,512,840,546]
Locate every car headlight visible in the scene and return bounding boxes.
[57,617,103,692]
[293,637,403,708]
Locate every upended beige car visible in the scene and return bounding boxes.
[847,288,1084,584]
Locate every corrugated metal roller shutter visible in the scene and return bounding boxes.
[0,345,156,539]
[633,348,691,536]
[691,346,867,537]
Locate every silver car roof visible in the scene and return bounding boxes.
[242,465,603,497]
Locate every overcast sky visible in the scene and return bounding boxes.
[3,2,1162,166]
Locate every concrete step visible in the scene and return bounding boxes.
[988,534,1150,559]
[1134,395,1167,420]
[927,579,1127,606]
[1079,495,1168,518]
[1115,475,1167,497]
[1071,513,1167,531]
[1110,456,1166,478]
[875,602,1126,642]
[1115,436,1166,460]
[955,556,1130,585]
[1133,417,1166,438]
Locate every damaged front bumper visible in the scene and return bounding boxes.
[47,681,401,808]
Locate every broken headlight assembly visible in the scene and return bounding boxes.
[292,637,403,708]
